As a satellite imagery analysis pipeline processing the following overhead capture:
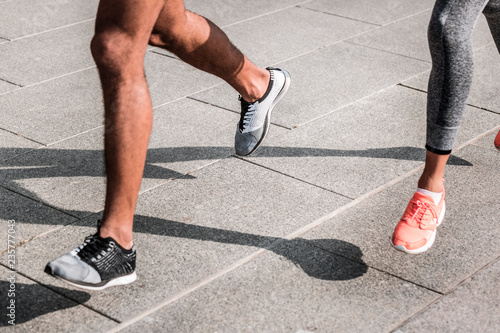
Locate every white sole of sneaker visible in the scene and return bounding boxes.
[54,271,137,291]
[392,202,446,254]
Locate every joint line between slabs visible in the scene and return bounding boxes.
[219,0,314,29]
[298,6,380,27]
[10,19,95,42]
[390,252,500,332]
[0,127,46,146]
[95,120,500,332]
[106,165,428,332]
[233,155,355,200]
[0,184,82,219]
[0,77,23,87]
[0,262,121,324]
[106,122,490,331]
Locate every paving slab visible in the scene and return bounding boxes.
[0,98,265,217]
[134,157,350,238]
[0,128,108,218]
[10,157,349,321]
[302,0,435,26]
[185,0,303,27]
[0,130,41,162]
[151,1,316,59]
[192,41,430,129]
[347,11,493,62]
[0,20,95,86]
[0,52,225,145]
[0,186,75,254]
[144,52,223,107]
[402,44,500,114]
[221,6,376,67]
[394,258,500,333]
[0,0,99,40]
[0,266,115,332]
[0,67,102,145]
[242,85,497,199]
[146,98,287,176]
[1,0,498,331]
[122,239,438,333]
[302,144,500,293]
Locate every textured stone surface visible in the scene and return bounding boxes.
[185,0,303,27]
[303,145,500,294]
[124,240,438,332]
[0,130,41,162]
[302,0,436,26]
[348,11,493,62]
[0,20,95,86]
[0,187,75,254]
[243,85,498,198]
[0,266,115,331]
[192,42,430,129]
[222,6,376,67]
[12,158,349,321]
[0,53,226,145]
[0,98,276,216]
[396,258,500,332]
[0,0,99,40]
[0,79,18,94]
[1,0,499,331]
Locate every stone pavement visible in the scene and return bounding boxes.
[1,0,500,332]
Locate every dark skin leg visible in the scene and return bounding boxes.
[92,0,269,248]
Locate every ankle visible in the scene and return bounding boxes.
[98,225,134,250]
[417,177,444,193]
[239,68,270,102]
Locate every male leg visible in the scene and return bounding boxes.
[148,5,291,156]
[44,0,166,290]
[45,0,290,290]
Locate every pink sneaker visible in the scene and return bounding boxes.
[391,189,445,254]
[495,130,500,151]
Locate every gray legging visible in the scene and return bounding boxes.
[426,0,500,154]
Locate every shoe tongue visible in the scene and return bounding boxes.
[413,191,435,206]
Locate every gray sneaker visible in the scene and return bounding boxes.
[235,67,290,156]
[45,233,136,291]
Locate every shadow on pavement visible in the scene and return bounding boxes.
[0,280,90,326]
[0,145,472,205]
[133,216,368,281]
[0,216,366,326]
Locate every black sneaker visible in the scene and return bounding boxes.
[45,232,136,291]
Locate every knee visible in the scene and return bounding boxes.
[428,13,468,49]
[91,32,135,72]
